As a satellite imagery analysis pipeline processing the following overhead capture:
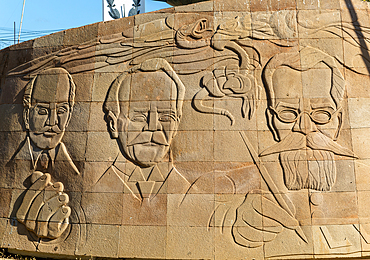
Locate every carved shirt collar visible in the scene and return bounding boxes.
[26,137,56,170]
[111,153,175,200]
[23,136,80,175]
[112,153,174,181]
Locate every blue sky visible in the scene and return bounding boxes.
[0,0,170,49]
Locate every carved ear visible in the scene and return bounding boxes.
[266,108,280,142]
[333,109,343,141]
[107,111,118,139]
[23,108,30,130]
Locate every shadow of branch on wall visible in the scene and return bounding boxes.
[345,0,370,76]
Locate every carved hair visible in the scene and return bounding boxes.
[104,58,186,119]
[23,67,76,109]
[262,46,345,108]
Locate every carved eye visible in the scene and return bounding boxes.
[37,108,48,115]
[311,110,332,124]
[277,109,298,123]
[158,114,174,122]
[57,107,68,114]
[131,115,146,122]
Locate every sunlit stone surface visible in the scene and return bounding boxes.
[1,0,370,258]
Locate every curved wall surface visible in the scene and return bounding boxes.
[1,0,370,258]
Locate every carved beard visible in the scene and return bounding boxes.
[259,131,357,191]
[279,149,336,191]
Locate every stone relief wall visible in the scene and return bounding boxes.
[1,0,370,259]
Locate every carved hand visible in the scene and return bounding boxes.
[16,171,71,239]
[232,189,300,248]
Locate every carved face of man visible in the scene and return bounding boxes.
[261,62,356,191]
[24,69,73,150]
[269,65,340,141]
[116,71,180,167]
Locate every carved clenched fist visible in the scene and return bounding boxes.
[16,171,71,239]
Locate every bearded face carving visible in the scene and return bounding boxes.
[260,48,357,191]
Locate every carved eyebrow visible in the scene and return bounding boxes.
[34,103,70,110]
[310,103,335,110]
[275,102,299,110]
[35,103,50,106]
[56,102,69,108]
[132,108,176,114]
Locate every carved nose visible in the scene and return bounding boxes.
[46,109,58,126]
[146,111,162,131]
[293,112,317,135]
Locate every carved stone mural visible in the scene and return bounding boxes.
[1,0,370,259]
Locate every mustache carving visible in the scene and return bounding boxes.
[259,131,357,158]
[127,131,169,146]
[33,125,62,135]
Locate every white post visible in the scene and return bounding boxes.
[18,0,26,43]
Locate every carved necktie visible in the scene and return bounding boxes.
[39,151,50,170]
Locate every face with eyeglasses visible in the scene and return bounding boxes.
[261,63,350,191]
[269,64,342,141]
